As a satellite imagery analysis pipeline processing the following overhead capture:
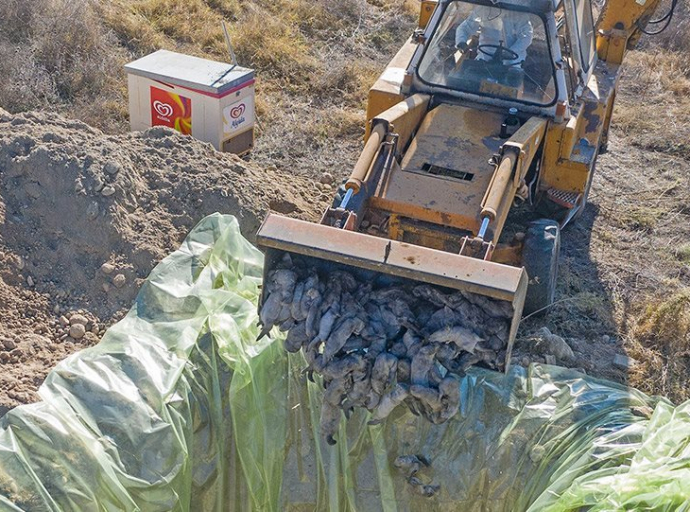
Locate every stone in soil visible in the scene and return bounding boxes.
[69,314,88,326]
[100,263,116,275]
[69,324,87,340]
[112,274,126,288]
[104,161,121,175]
[613,354,638,370]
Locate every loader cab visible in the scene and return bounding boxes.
[408,0,597,119]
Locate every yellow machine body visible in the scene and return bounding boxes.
[257,0,666,354]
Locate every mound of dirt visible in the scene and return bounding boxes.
[0,108,328,413]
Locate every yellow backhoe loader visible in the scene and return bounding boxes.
[257,0,669,365]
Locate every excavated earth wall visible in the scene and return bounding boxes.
[0,108,327,413]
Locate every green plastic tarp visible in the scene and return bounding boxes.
[0,213,687,511]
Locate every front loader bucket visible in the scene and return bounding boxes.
[256,214,528,368]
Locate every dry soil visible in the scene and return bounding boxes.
[0,108,329,413]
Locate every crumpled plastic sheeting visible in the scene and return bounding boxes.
[531,399,690,512]
[0,213,686,512]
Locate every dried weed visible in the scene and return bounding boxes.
[628,292,690,402]
[614,50,690,158]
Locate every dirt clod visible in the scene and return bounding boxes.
[86,201,99,220]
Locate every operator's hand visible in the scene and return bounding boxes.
[456,41,469,52]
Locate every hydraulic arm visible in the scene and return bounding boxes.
[597,0,668,63]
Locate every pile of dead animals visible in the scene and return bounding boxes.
[258,255,513,444]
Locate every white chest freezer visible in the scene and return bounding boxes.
[125,50,255,154]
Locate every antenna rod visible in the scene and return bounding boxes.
[222,21,238,69]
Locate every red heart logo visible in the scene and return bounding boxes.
[230,104,246,119]
[153,100,174,118]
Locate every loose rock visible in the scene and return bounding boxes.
[104,161,121,175]
[69,314,88,326]
[93,176,104,192]
[613,354,638,370]
[69,324,86,339]
[100,263,116,275]
[112,274,126,288]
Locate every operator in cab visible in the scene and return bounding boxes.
[455,6,534,66]
[417,1,556,105]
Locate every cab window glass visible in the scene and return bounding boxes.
[575,0,595,72]
[417,1,557,106]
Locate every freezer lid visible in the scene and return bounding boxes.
[125,50,254,96]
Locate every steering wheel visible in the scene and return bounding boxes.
[477,43,520,65]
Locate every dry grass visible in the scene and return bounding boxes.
[98,0,415,94]
[0,0,122,123]
[614,0,690,158]
[0,0,415,133]
[604,15,690,400]
[676,244,690,264]
[614,50,690,158]
[627,292,690,403]
[645,0,690,53]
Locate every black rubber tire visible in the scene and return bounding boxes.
[522,219,560,316]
